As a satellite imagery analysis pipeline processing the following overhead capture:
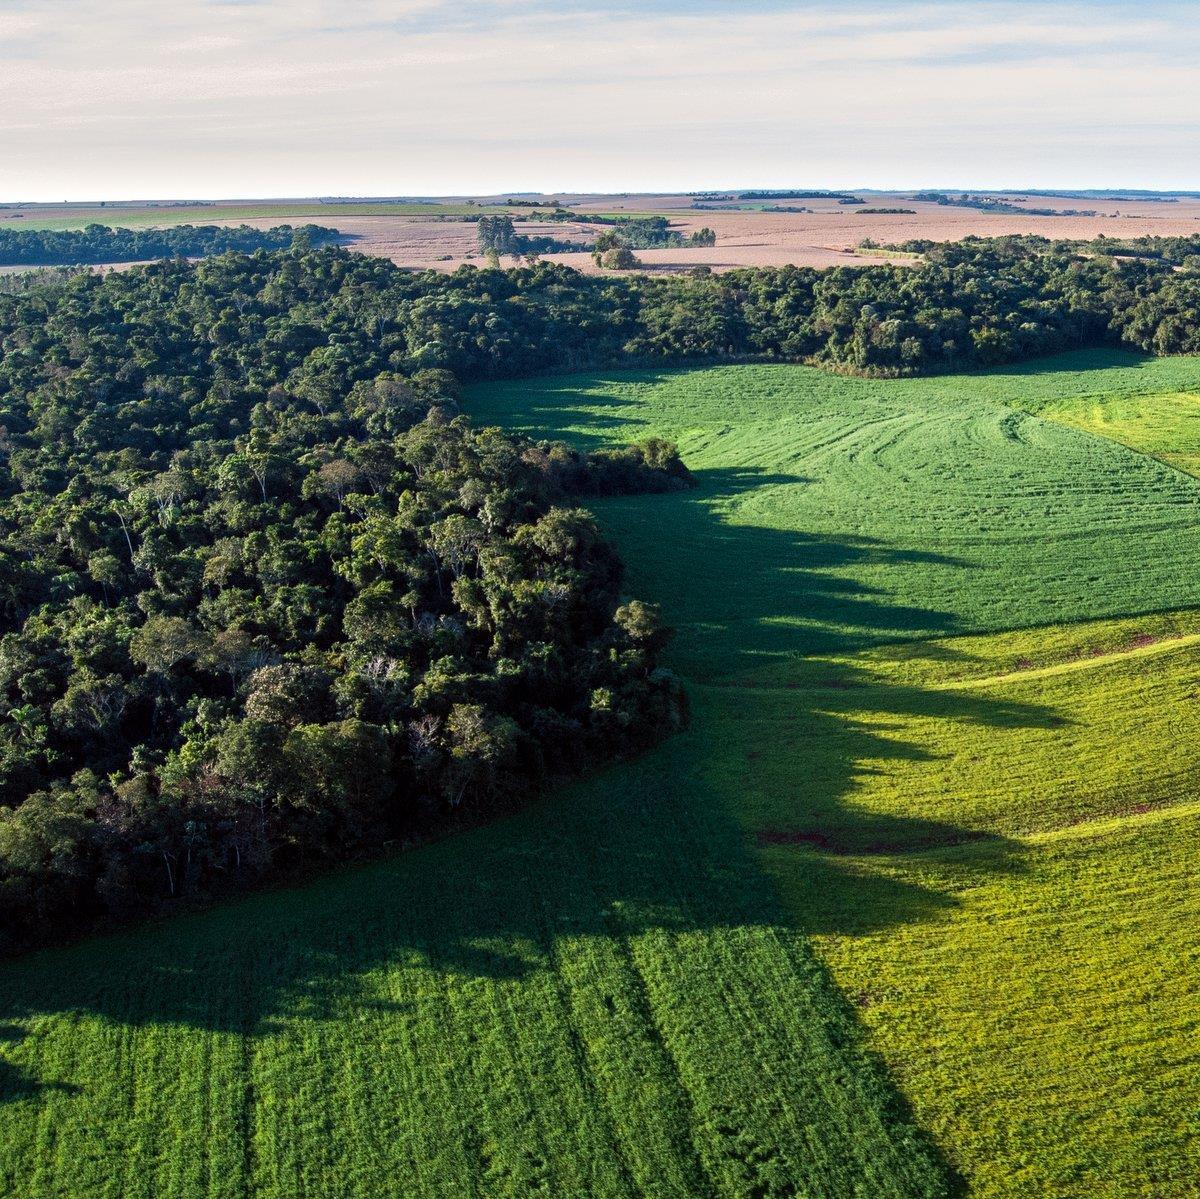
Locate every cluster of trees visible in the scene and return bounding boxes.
[476,216,578,259]
[0,251,694,949]
[584,216,714,250]
[479,215,715,265]
[736,190,861,201]
[0,223,338,266]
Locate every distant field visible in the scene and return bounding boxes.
[0,203,493,232]
[5,351,1200,1197]
[11,192,1200,272]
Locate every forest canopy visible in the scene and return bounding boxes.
[0,249,693,949]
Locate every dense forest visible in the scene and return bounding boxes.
[4,230,1200,947]
[0,222,338,266]
[430,231,1197,372]
[0,251,694,948]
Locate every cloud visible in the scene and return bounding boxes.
[1,1,1198,198]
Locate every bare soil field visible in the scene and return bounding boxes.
[6,192,1200,274]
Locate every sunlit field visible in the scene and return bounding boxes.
[5,351,1200,1197]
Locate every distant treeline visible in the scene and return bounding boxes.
[0,222,339,266]
[423,231,1200,375]
[737,190,863,201]
[913,193,1100,218]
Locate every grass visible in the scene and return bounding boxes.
[1026,388,1200,477]
[5,349,1200,1196]
[468,350,1200,1195]
[810,797,1200,1199]
[0,723,951,1199]
[703,612,1200,1196]
[470,352,1200,678]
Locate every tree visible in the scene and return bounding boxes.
[130,616,204,676]
[600,246,639,271]
[441,704,519,807]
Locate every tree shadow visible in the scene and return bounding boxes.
[598,464,976,672]
[0,452,1062,1198]
[475,371,680,451]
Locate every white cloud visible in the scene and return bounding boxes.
[1,1,1197,198]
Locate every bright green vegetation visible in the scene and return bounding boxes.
[0,721,949,1199]
[468,352,1200,1195]
[820,802,1200,1199]
[1029,389,1200,477]
[774,613,1200,1197]
[469,352,1200,678]
[6,349,1200,1197]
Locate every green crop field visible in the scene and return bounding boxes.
[470,352,1200,678]
[5,349,1200,1197]
[470,350,1200,1195]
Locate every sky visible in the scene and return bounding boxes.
[2,0,1198,201]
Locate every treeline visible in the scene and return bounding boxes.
[438,232,1200,372]
[0,253,695,949]
[736,190,861,201]
[0,222,339,266]
[585,215,715,249]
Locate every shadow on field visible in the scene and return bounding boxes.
[1,435,1062,1197]
[599,464,975,671]
[487,371,678,449]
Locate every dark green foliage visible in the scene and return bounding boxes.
[0,254,688,948]
[476,215,518,256]
[5,230,1200,945]
[584,215,692,249]
[0,223,339,266]
[598,245,640,271]
[737,190,862,201]
[480,215,710,260]
[477,215,579,258]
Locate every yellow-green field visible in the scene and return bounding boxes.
[1029,389,1200,477]
[4,350,1200,1197]
[470,350,1200,1195]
